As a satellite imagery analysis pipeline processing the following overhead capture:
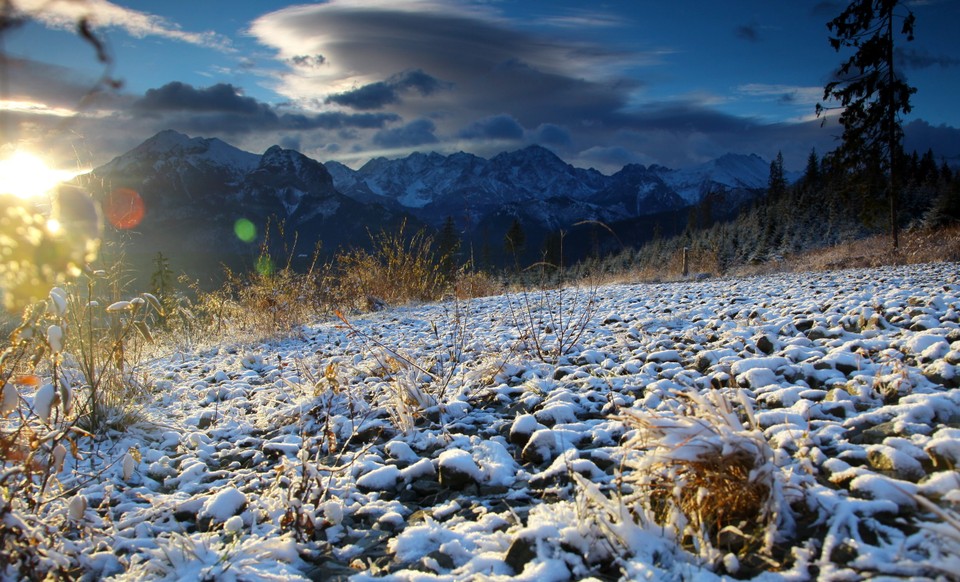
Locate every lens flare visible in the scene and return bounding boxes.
[0,151,83,199]
[104,188,145,229]
[234,218,256,242]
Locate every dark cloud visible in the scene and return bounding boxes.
[289,54,326,68]
[373,118,438,148]
[904,119,960,159]
[134,82,268,114]
[577,146,647,170]
[279,135,301,151]
[326,69,448,110]
[459,114,524,140]
[533,124,572,147]
[576,101,844,171]
[897,48,960,70]
[327,82,399,110]
[131,81,400,134]
[736,23,761,42]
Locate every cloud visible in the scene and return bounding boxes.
[0,56,115,109]
[250,1,643,128]
[131,81,400,133]
[737,84,824,108]
[576,146,649,172]
[904,119,960,159]
[533,124,572,147]
[373,118,438,148]
[326,70,448,110]
[736,23,761,42]
[135,82,268,114]
[14,0,229,49]
[279,135,301,151]
[897,48,960,70]
[459,114,524,140]
[289,55,327,69]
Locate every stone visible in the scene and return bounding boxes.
[504,537,537,574]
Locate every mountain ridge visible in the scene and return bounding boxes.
[83,130,786,279]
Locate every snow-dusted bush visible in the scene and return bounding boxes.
[616,388,798,573]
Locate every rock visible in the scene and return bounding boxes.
[425,549,456,571]
[848,421,900,445]
[509,414,543,447]
[866,445,927,482]
[520,428,582,465]
[504,537,537,575]
[437,449,481,490]
[756,335,776,355]
[356,465,402,493]
[197,411,216,430]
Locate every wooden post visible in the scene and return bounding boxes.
[682,247,689,278]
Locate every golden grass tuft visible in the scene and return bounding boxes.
[647,450,772,552]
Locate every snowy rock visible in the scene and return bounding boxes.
[438,449,481,489]
[200,487,248,524]
[866,444,927,482]
[509,414,544,447]
[849,474,918,510]
[647,349,681,363]
[925,428,960,469]
[357,464,403,492]
[521,428,582,465]
[924,361,959,388]
[386,440,420,465]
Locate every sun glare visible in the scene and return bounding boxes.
[0,151,83,200]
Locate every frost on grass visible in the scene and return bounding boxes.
[6,263,960,580]
[618,388,797,571]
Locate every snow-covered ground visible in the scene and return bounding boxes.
[28,263,960,580]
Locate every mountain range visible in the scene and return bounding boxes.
[83,130,784,282]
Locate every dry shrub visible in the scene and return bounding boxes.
[619,389,795,572]
[452,270,501,299]
[748,224,960,275]
[646,450,771,547]
[325,221,449,309]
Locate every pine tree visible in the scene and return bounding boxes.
[767,151,787,198]
[816,0,917,249]
[802,149,821,192]
[504,218,526,260]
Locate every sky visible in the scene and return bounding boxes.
[2,0,959,175]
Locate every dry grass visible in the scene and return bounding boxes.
[618,389,793,571]
[646,450,772,549]
[776,224,960,273]
[597,224,960,286]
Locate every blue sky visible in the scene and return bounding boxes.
[2,0,959,173]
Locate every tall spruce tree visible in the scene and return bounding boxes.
[767,151,787,198]
[816,0,916,249]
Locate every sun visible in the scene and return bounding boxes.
[0,151,83,200]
